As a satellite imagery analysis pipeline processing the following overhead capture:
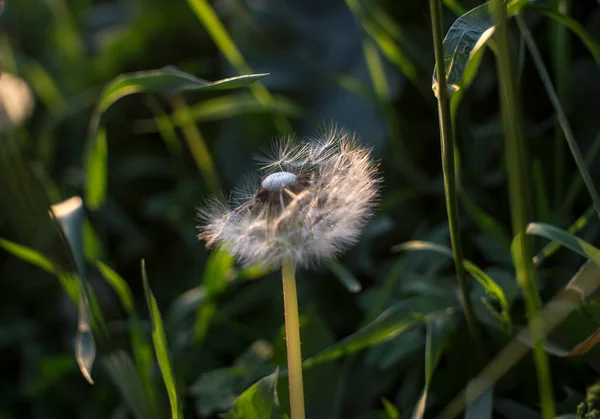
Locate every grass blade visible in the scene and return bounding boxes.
[141,260,183,419]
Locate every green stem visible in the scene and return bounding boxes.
[281,259,306,419]
[429,0,484,365]
[492,2,555,417]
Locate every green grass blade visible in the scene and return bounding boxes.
[96,261,135,313]
[141,260,183,419]
[168,95,221,194]
[85,70,267,209]
[0,238,56,274]
[533,205,595,265]
[527,223,600,262]
[491,1,554,416]
[185,0,292,133]
[431,0,484,365]
[85,127,107,211]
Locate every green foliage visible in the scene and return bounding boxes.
[2,0,600,418]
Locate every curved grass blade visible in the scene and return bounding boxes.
[393,241,511,328]
[141,260,183,419]
[0,238,56,274]
[516,15,600,222]
[85,69,267,210]
[527,222,600,263]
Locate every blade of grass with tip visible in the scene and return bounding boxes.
[141,260,183,419]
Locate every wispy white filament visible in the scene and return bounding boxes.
[198,126,380,269]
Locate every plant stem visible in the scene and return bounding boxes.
[491,2,555,417]
[429,0,484,366]
[281,259,306,419]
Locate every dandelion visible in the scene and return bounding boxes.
[198,126,380,419]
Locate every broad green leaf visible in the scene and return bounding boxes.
[221,370,281,419]
[303,295,456,369]
[393,241,511,327]
[327,260,362,293]
[0,238,56,274]
[141,260,183,419]
[194,248,235,342]
[412,316,455,419]
[433,0,527,96]
[103,351,159,419]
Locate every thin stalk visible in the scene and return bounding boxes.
[492,2,555,418]
[281,259,306,419]
[516,16,600,221]
[551,0,571,210]
[429,0,484,365]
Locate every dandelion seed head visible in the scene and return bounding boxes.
[198,125,380,269]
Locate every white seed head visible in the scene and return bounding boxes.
[198,125,380,269]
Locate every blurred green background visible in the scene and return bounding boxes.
[2,0,600,418]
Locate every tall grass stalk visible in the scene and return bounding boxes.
[281,259,306,419]
[515,16,600,221]
[429,0,484,364]
[551,0,571,210]
[491,2,555,417]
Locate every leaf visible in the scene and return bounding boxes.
[433,0,527,96]
[141,260,183,419]
[97,69,268,113]
[327,260,362,293]
[412,316,455,419]
[526,223,600,264]
[85,69,267,210]
[96,261,135,313]
[393,241,511,328]
[0,238,56,274]
[303,295,456,369]
[221,370,281,419]
[381,398,400,419]
[567,327,600,357]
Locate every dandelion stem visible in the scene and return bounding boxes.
[281,259,306,419]
[429,0,484,366]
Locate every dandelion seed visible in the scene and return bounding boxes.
[197,125,380,269]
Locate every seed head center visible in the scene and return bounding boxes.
[261,171,297,191]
